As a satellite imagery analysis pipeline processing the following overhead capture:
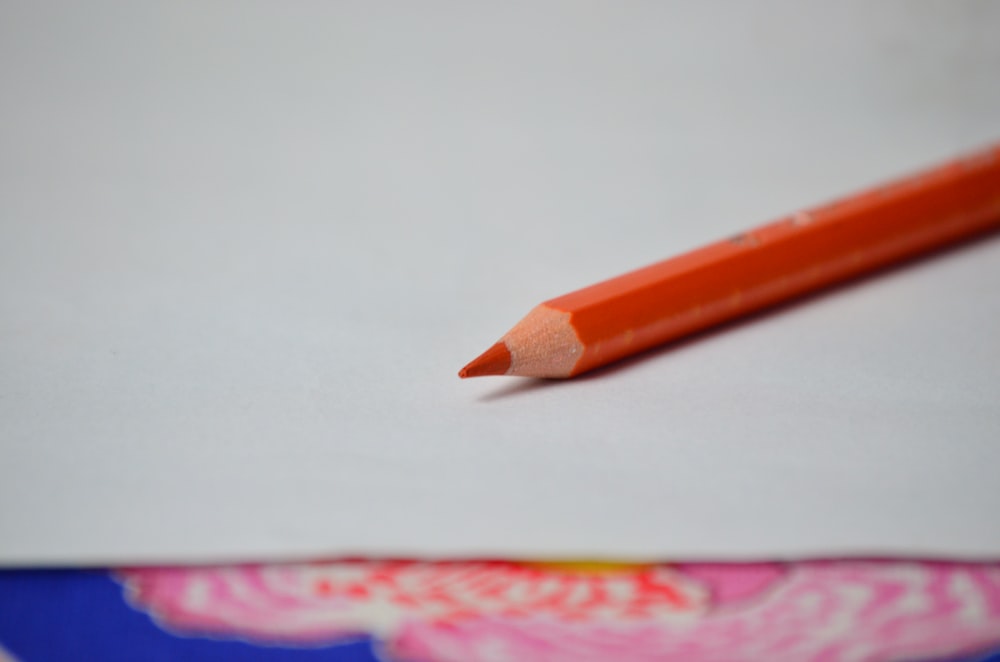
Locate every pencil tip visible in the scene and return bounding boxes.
[458,342,511,378]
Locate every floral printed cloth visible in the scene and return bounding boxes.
[2,559,1000,661]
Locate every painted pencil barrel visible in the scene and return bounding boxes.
[548,145,1000,377]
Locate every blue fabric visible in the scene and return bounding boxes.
[0,570,379,661]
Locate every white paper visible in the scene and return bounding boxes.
[2,1,1000,565]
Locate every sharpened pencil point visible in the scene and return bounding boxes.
[459,342,511,378]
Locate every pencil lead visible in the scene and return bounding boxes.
[458,342,511,378]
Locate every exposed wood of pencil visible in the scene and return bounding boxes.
[459,144,1000,379]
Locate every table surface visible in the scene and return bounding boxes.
[3,559,1000,661]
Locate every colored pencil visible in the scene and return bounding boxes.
[459,144,1000,379]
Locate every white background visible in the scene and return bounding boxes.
[2,1,999,564]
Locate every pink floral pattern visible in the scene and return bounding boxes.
[120,560,1000,661]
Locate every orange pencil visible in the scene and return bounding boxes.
[459,144,1000,379]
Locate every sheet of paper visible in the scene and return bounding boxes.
[2,1,999,565]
